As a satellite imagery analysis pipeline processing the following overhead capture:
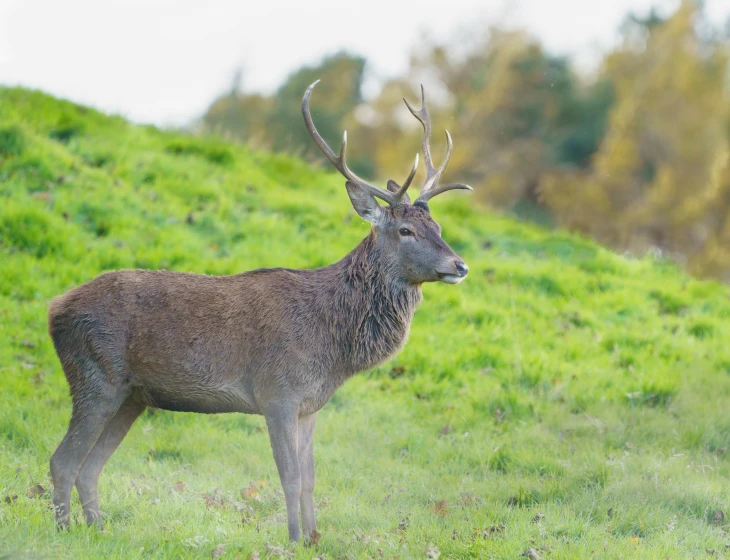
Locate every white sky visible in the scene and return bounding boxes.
[1,0,728,126]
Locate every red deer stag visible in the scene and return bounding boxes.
[48,81,472,542]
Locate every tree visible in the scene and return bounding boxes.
[542,0,730,272]
[348,29,613,217]
[202,52,368,173]
[268,52,366,162]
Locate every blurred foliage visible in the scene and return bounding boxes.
[202,0,730,281]
[542,0,730,279]
[203,52,368,171]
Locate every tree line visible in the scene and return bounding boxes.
[202,1,730,281]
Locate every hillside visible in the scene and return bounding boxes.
[1,87,729,559]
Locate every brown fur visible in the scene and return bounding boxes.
[50,230,421,417]
[48,200,467,541]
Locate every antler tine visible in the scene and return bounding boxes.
[402,153,419,189]
[391,153,419,200]
[303,80,406,207]
[418,182,473,201]
[403,85,434,175]
[418,130,472,201]
[403,85,473,204]
[424,129,453,192]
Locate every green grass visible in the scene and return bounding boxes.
[1,86,729,559]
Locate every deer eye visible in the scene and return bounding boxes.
[399,227,414,237]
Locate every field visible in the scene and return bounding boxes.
[1,87,729,559]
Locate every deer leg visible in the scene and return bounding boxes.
[75,398,146,527]
[297,413,317,541]
[264,403,301,542]
[50,385,128,529]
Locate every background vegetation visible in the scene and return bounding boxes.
[1,77,730,557]
[203,0,730,283]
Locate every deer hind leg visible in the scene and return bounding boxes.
[75,398,146,527]
[264,403,301,542]
[50,358,129,529]
[297,413,317,541]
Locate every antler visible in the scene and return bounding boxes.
[302,80,417,207]
[403,85,472,204]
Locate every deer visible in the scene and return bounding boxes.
[48,80,472,542]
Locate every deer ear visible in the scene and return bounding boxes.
[345,181,384,225]
[387,179,411,203]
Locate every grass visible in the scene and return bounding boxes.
[0,86,729,559]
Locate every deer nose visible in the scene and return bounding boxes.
[455,261,469,277]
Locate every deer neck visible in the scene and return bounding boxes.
[329,230,422,375]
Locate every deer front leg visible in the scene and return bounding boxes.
[264,403,301,542]
[298,413,317,541]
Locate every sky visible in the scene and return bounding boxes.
[1,0,728,126]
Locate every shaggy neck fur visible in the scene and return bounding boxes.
[316,230,422,377]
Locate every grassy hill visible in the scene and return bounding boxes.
[1,87,729,559]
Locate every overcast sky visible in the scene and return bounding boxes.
[1,0,728,126]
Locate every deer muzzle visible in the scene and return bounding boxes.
[438,260,469,284]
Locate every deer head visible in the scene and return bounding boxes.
[302,81,472,285]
